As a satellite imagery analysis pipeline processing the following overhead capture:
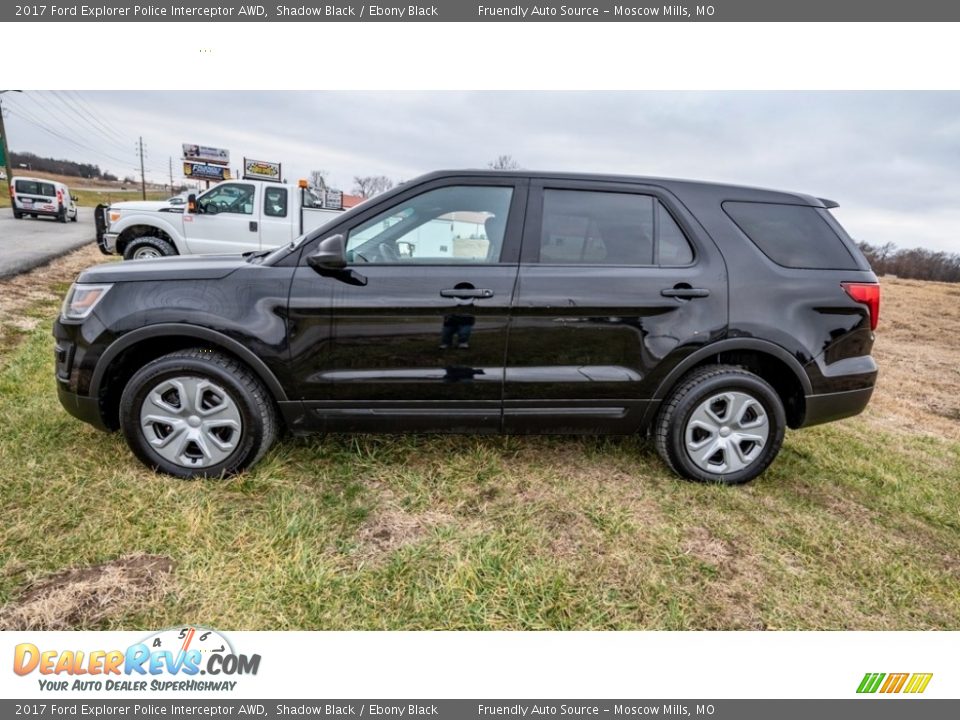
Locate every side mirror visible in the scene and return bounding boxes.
[307,234,348,271]
[187,193,197,213]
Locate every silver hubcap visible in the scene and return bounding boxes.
[685,391,769,474]
[139,376,242,469]
[133,247,161,259]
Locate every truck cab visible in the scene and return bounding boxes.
[99,178,343,259]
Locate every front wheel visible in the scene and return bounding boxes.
[119,349,279,479]
[654,365,786,484]
[123,236,176,260]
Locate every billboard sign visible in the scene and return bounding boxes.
[183,162,231,181]
[182,144,230,165]
[242,158,281,182]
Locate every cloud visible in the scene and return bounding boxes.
[4,91,958,253]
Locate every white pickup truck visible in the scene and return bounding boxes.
[98,179,344,259]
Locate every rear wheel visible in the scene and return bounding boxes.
[119,349,278,479]
[655,365,785,484]
[123,236,176,260]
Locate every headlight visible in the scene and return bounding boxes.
[108,210,121,225]
[61,283,112,321]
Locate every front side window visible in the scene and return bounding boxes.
[264,187,288,217]
[346,185,514,264]
[198,183,255,215]
[538,190,693,266]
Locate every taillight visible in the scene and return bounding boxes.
[842,282,880,331]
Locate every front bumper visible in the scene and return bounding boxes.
[57,382,110,431]
[100,232,119,254]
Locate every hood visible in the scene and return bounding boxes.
[110,200,176,212]
[76,255,247,284]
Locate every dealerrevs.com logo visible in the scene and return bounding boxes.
[13,627,260,692]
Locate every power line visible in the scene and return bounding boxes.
[28,91,132,157]
[4,101,135,168]
[50,90,132,154]
[66,90,129,140]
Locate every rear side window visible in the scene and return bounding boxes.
[723,201,858,270]
[264,187,288,217]
[538,190,694,266]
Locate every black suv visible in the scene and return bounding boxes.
[54,171,879,483]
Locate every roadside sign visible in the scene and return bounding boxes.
[182,143,230,165]
[322,189,343,210]
[242,158,281,182]
[183,162,231,181]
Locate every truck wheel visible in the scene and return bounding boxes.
[654,365,786,485]
[119,349,279,479]
[70,212,78,222]
[124,236,176,260]
[13,211,22,219]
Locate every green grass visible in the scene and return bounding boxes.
[0,179,168,208]
[1,291,959,630]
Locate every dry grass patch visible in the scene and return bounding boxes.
[353,507,456,566]
[0,243,109,359]
[867,276,960,440]
[0,554,174,630]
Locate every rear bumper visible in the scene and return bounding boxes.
[801,386,874,427]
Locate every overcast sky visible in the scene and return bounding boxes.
[3,91,958,253]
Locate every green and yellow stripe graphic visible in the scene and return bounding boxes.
[857,672,933,694]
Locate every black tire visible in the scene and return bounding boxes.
[13,211,22,219]
[70,212,78,222]
[123,236,176,260]
[119,348,278,479]
[654,364,786,484]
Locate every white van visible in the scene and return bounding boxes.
[11,176,78,223]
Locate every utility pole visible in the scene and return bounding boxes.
[168,156,174,194]
[0,90,23,198]
[137,136,146,200]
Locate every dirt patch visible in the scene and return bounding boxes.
[680,525,769,629]
[0,554,174,630]
[353,507,453,565]
[683,525,734,565]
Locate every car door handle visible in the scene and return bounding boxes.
[440,288,494,299]
[661,287,710,299]
[249,221,258,232]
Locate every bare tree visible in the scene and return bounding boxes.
[309,169,329,190]
[859,240,960,283]
[352,175,394,198]
[488,155,521,170]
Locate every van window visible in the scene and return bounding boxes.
[15,180,56,197]
[723,201,858,270]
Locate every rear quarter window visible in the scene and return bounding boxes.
[722,201,858,270]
